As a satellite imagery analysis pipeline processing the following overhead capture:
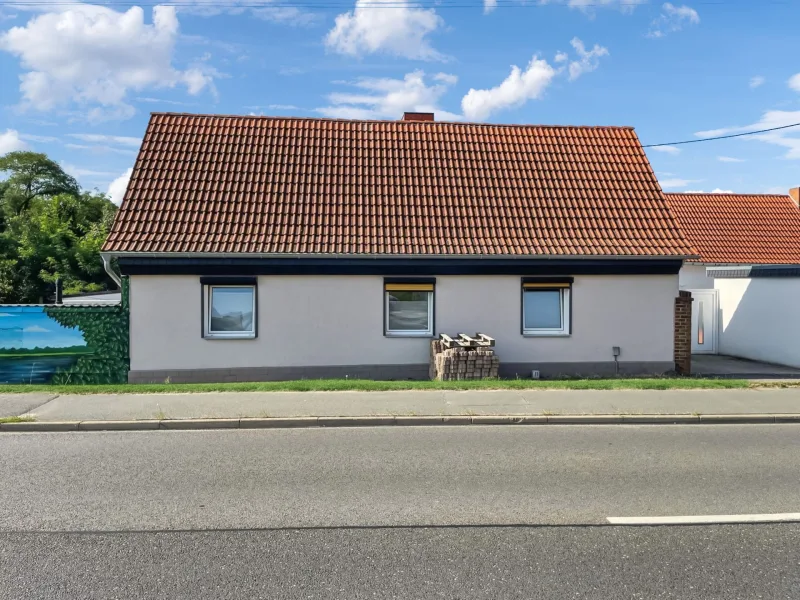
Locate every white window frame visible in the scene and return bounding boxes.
[384,287,434,337]
[522,286,571,337]
[204,284,257,339]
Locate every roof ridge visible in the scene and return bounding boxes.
[148,112,635,130]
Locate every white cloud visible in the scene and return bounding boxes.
[660,178,699,189]
[683,188,734,194]
[173,0,318,26]
[546,0,647,13]
[65,143,137,156]
[462,57,557,122]
[325,0,444,61]
[717,156,745,163]
[0,129,29,154]
[696,110,800,159]
[650,145,681,155]
[567,37,609,81]
[434,72,458,85]
[788,73,800,93]
[19,133,57,143]
[61,162,116,178]
[647,2,699,38]
[764,185,789,195]
[554,51,569,63]
[268,104,299,110]
[135,96,195,106]
[0,5,216,121]
[251,6,319,25]
[749,76,765,89]
[318,70,459,121]
[67,133,141,147]
[107,167,133,205]
[23,325,49,333]
[484,0,497,14]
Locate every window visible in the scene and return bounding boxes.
[522,280,571,336]
[384,280,434,337]
[202,279,257,339]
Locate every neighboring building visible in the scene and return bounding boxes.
[666,190,800,367]
[102,112,694,383]
[61,291,121,305]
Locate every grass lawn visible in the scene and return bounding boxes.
[0,377,758,394]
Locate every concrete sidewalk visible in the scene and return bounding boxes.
[3,388,800,423]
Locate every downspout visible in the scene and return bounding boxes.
[101,253,122,288]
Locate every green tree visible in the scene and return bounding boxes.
[0,151,117,303]
[0,151,80,215]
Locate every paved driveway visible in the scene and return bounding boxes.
[693,354,800,379]
[0,394,56,418]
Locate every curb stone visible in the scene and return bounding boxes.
[318,416,396,427]
[79,420,160,431]
[622,415,700,424]
[699,414,774,424]
[0,414,797,432]
[774,414,800,423]
[159,418,240,430]
[0,421,80,432]
[547,415,623,424]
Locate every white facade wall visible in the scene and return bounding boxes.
[679,264,714,289]
[129,274,677,372]
[716,277,800,368]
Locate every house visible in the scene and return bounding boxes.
[101,112,695,383]
[665,190,800,368]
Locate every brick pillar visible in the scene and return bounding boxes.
[674,290,692,375]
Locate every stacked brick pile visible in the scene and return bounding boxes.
[430,339,500,381]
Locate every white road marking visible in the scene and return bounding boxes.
[607,513,800,525]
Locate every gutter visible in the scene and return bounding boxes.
[101,253,123,288]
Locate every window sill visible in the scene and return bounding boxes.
[384,332,435,338]
[203,334,257,340]
[522,332,571,338]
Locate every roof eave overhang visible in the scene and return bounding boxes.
[104,251,692,277]
[102,251,697,261]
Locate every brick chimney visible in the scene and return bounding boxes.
[402,112,434,122]
[790,187,799,206]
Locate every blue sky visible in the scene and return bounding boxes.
[1,0,799,200]
[0,307,86,349]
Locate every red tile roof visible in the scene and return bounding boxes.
[103,113,693,257]
[664,193,800,264]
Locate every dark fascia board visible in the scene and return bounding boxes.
[707,265,800,278]
[521,276,575,284]
[384,276,437,285]
[118,256,684,276]
[200,276,258,286]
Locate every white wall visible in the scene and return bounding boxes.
[679,264,714,289]
[716,277,800,368]
[129,274,678,371]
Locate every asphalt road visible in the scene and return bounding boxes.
[3,524,800,600]
[2,426,800,599]
[2,426,800,530]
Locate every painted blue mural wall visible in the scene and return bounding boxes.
[0,306,90,384]
[0,280,130,385]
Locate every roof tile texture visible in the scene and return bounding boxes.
[664,193,800,264]
[104,113,693,257]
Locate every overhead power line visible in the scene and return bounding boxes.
[642,122,800,148]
